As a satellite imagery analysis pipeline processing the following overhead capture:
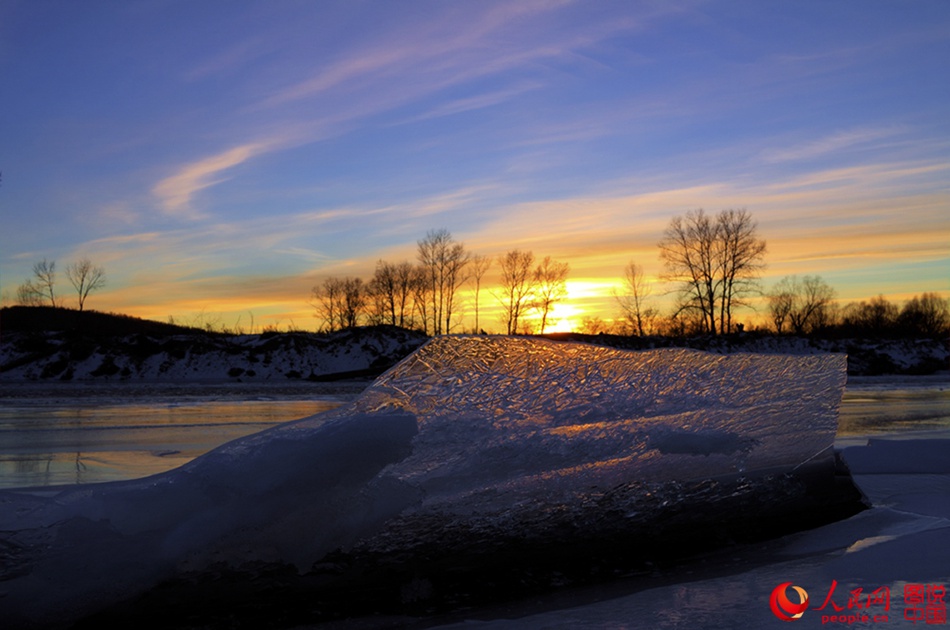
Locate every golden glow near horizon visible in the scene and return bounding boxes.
[2,3,948,328]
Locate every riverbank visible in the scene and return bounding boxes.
[2,307,947,382]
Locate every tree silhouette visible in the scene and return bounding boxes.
[66,258,106,311]
[469,254,492,333]
[659,208,766,335]
[615,261,654,336]
[17,259,58,307]
[417,229,469,334]
[898,293,950,337]
[841,295,899,336]
[497,249,535,335]
[768,275,836,334]
[311,277,365,331]
[532,256,569,334]
[368,260,415,328]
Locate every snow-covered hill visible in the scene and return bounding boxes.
[1,304,945,381]
[0,325,429,382]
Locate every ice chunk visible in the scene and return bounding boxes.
[0,411,419,626]
[0,337,856,626]
[358,337,848,511]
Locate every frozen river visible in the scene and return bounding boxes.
[0,375,947,490]
[0,363,947,628]
[0,382,361,489]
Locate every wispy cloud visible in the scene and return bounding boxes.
[151,142,268,219]
[762,126,909,163]
[398,82,542,124]
[250,2,651,119]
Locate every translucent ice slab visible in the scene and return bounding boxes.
[0,336,855,626]
[357,336,848,513]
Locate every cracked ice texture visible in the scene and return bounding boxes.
[0,337,847,625]
[357,336,848,512]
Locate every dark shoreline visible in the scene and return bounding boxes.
[0,379,370,403]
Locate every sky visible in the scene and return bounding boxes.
[1,0,948,333]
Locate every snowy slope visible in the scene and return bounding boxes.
[0,325,428,382]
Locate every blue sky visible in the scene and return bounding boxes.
[1,1,948,331]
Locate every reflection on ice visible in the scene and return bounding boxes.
[0,399,342,488]
[0,337,860,627]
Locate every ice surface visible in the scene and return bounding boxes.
[431,434,950,630]
[357,337,847,512]
[0,336,851,626]
[0,411,420,625]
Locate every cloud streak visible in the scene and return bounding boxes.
[3,2,948,330]
[762,126,910,163]
[151,143,269,219]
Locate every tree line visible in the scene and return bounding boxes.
[13,208,947,340]
[311,228,570,335]
[312,208,772,338]
[767,283,948,339]
[15,258,106,312]
[596,208,948,339]
[608,208,769,337]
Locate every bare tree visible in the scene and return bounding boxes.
[312,277,366,331]
[17,259,58,307]
[898,293,950,337]
[659,210,716,333]
[769,275,836,335]
[579,316,611,335]
[340,277,366,329]
[768,286,794,334]
[532,256,569,334]
[35,259,59,306]
[417,229,470,334]
[659,208,766,335]
[369,260,398,326]
[615,261,655,336]
[716,209,767,333]
[469,254,492,333]
[65,258,106,311]
[411,265,432,335]
[16,282,44,306]
[311,278,343,332]
[368,260,417,328]
[392,261,415,329]
[841,295,899,335]
[497,249,535,335]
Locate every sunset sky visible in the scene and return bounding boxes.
[2,1,948,333]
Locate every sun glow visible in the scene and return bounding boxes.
[544,303,585,333]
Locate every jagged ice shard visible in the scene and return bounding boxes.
[0,337,864,627]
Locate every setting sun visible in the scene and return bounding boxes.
[0,2,946,331]
[1,3,949,626]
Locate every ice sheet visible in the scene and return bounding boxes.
[360,337,847,512]
[0,336,851,626]
[431,448,950,630]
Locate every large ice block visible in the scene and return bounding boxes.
[0,337,861,627]
[359,337,848,511]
